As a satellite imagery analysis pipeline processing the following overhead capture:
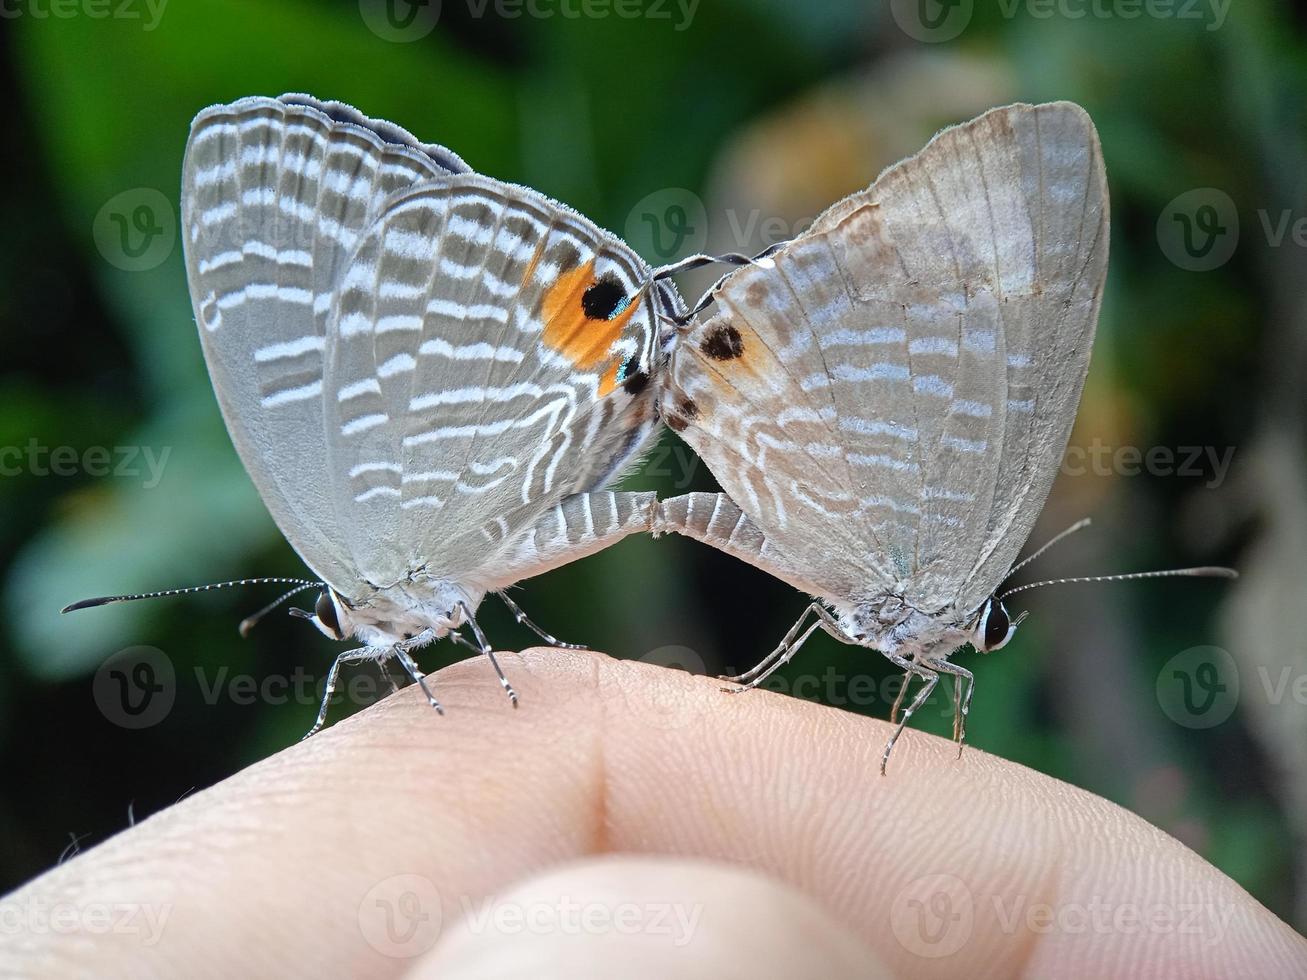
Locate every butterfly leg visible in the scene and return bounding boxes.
[879,655,939,776]
[889,671,913,725]
[723,601,858,691]
[721,616,824,693]
[495,590,587,650]
[302,645,380,740]
[459,601,519,708]
[379,658,401,694]
[720,602,822,685]
[391,628,444,716]
[927,658,975,755]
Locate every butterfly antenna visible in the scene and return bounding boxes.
[61,577,320,614]
[652,242,788,326]
[237,582,324,638]
[999,566,1237,601]
[1001,517,1094,584]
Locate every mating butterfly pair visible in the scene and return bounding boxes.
[68,95,1232,768]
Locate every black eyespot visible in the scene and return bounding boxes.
[582,275,627,319]
[622,370,650,397]
[315,590,342,639]
[616,353,649,396]
[983,599,1010,650]
[700,322,744,360]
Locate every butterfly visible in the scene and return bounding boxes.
[66,93,685,735]
[656,101,1234,771]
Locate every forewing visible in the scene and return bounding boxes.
[182,94,468,590]
[324,175,668,588]
[666,102,1108,613]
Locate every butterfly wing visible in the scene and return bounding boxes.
[182,94,469,591]
[322,175,671,590]
[666,102,1109,614]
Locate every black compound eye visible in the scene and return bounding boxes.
[982,599,1010,651]
[582,275,627,320]
[315,590,342,638]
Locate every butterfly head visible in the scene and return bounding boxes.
[292,587,354,642]
[971,596,1027,653]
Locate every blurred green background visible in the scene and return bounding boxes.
[2,0,1305,932]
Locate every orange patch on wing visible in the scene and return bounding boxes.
[541,259,643,370]
[597,357,622,397]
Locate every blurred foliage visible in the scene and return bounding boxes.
[1,0,1305,931]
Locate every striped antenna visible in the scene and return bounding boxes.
[238,582,324,637]
[1001,517,1093,584]
[61,577,320,614]
[653,242,789,326]
[999,566,1237,601]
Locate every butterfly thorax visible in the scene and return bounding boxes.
[841,594,974,663]
[340,579,484,648]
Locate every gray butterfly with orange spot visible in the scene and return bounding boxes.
[64,94,685,735]
[656,102,1235,772]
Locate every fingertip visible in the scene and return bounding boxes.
[406,856,889,980]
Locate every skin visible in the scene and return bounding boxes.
[2,648,1304,979]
